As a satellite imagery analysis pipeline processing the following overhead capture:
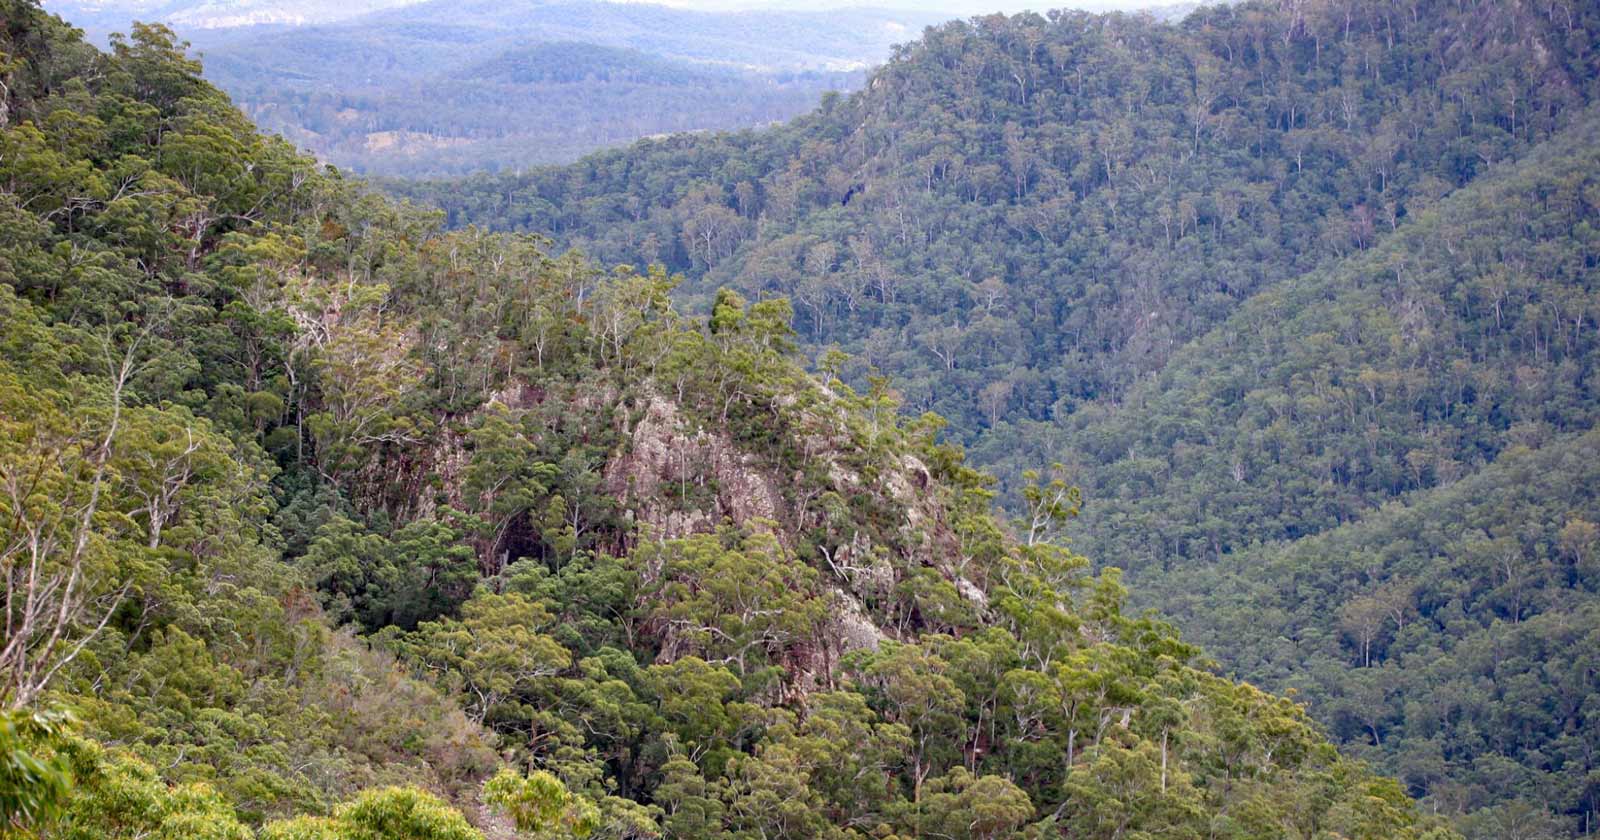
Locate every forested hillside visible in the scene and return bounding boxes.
[1065,114,1600,835]
[0,2,1461,839]
[391,1,1600,836]
[399,0,1599,434]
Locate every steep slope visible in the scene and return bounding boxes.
[0,5,497,831]
[0,4,1456,838]
[1172,430,1600,838]
[1061,111,1600,567]
[1050,107,1600,833]
[386,1,1600,835]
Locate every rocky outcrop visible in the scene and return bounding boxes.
[604,387,987,657]
[605,393,785,542]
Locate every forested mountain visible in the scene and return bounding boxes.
[40,0,419,32]
[0,2,1462,839]
[390,1,1600,835]
[400,0,1597,433]
[42,0,947,176]
[1066,114,1600,835]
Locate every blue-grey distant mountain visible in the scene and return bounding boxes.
[42,0,421,33]
[44,0,948,175]
[344,0,942,72]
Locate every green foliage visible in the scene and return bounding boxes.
[0,3,495,826]
[483,768,600,838]
[1049,115,1600,833]
[0,708,72,834]
[463,406,560,574]
[394,593,571,726]
[640,527,827,674]
[34,732,252,840]
[304,514,478,631]
[913,767,1034,840]
[403,0,1600,448]
[260,787,481,840]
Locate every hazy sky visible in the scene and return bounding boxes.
[620,0,1173,14]
[44,0,1184,25]
[42,0,1190,35]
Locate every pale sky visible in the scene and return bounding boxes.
[44,0,1192,36]
[631,0,1172,12]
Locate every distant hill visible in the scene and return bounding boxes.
[41,0,422,33]
[347,0,940,72]
[42,0,947,175]
[454,42,745,86]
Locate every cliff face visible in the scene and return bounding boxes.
[604,384,983,621]
[607,392,786,543]
[600,389,906,694]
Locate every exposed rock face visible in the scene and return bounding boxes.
[604,393,785,542]
[603,387,986,674]
[400,380,544,525]
[830,587,888,652]
[401,379,986,663]
[412,430,468,521]
[781,586,888,701]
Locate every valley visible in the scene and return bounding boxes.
[2,0,1596,838]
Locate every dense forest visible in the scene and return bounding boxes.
[211,40,853,177]
[0,2,1467,839]
[391,1,1600,836]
